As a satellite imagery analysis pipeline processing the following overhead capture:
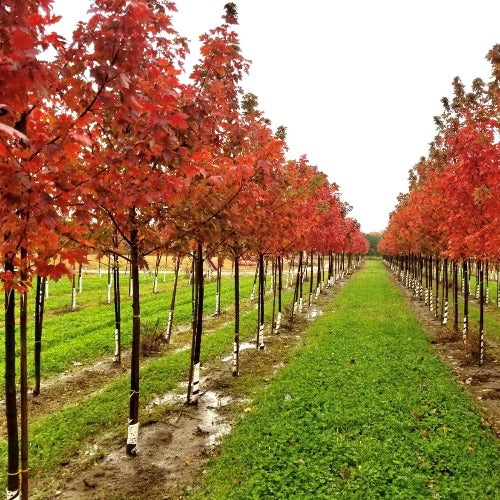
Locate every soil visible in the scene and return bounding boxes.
[395,274,500,438]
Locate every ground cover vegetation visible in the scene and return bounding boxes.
[192,261,500,499]
[0,255,362,496]
[0,270,255,393]
[0,270,297,476]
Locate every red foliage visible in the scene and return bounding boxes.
[380,73,500,261]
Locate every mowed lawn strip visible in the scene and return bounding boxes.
[0,281,294,477]
[193,260,500,499]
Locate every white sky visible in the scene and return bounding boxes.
[53,0,500,233]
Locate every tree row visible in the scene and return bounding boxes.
[379,46,500,366]
[1,1,368,497]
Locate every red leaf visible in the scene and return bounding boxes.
[0,122,29,144]
[71,132,92,147]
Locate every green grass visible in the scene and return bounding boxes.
[192,260,500,499]
[0,271,256,393]
[0,277,294,477]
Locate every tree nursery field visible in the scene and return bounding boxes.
[0,260,497,498]
[1,0,499,499]
[192,260,500,500]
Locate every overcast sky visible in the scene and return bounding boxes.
[53,0,500,233]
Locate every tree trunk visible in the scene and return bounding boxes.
[188,242,204,405]
[257,252,265,350]
[496,263,499,308]
[78,263,83,294]
[475,261,480,300]
[299,252,304,313]
[165,255,181,343]
[153,252,161,294]
[107,253,112,304]
[19,248,29,499]
[327,251,333,286]
[479,261,485,365]
[128,261,133,297]
[462,260,469,342]
[291,252,302,323]
[275,256,283,334]
[485,261,489,305]
[266,257,272,294]
[316,253,321,299]
[321,254,326,287]
[442,259,448,325]
[418,256,423,299]
[187,252,197,404]
[33,275,46,396]
[308,252,314,306]
[250,262,258,302]
[270,256,277,335]
[429,256,433,313]
[4,251,19,498]
[233,253,240,376]
[71,267,77,311]
[113,252,121,363]
[286,254,295,289]
[453,261,459,333]
[424,257,429,305]
[214,262,222,316]
[126,210,141,456]
[435,258,440,319]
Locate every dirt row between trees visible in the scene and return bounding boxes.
[393,272,500,438]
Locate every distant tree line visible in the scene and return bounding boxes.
[363,232,382,256]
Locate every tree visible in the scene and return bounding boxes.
[0,1,91,495]
[364,232,382,256]
[65,0,191,456]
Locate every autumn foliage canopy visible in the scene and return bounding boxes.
[0,0,368,291]
[379,57,500,261]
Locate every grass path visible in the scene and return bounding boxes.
[192,260,500,499]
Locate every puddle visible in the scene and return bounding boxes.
[147,390,185,409]
[145,385,232,446]
[198,390,233,446]
[221,342,256,362]
[307,307,323,320]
